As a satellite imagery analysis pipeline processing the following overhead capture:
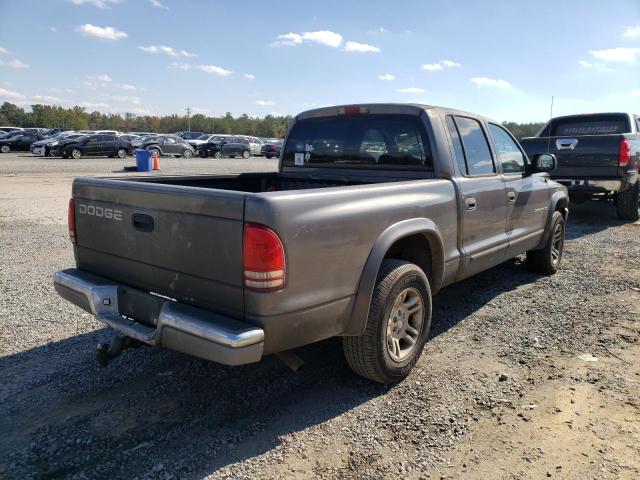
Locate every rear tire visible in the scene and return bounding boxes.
[149,148,161,158]
[616,182,640,221]
[242,150,250,159]
[342,259,432,384]
[116,148,127,159]
[266,154,272,159]
[0,145,11,153]
[527,211,565,275]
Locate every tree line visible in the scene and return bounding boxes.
[0,102,545,140]
[0,102,293,138]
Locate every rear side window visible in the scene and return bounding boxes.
[488,124,526,174]
[445,116,468,175]
[545,114,631,136]
[453,116,495,175]
[282,114,432,170]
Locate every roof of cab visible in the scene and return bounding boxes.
[295,102,499,124]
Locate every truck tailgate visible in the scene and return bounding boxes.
[72,177,245,318]
[522,135,622,179]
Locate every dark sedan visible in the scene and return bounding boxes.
[31,132,83,156]
[260,140,283,159]
[50,134,133,159]
[196,136,251,159]
[141,135,195,158]
[0,132,48,153]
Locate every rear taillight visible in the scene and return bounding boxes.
[243,224,285,291]
[68,198,77,244]
[619,139,631,167]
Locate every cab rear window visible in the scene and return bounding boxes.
[545,114,631,136]
[282,114,433,170]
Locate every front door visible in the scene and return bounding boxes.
[487,123,550,256]
[84,136,100,155]
[446,115,508,278]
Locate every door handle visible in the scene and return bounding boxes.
[507,191,516,203]
[465,197,477,211]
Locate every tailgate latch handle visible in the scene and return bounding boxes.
[555,138,578,150]
[132,213,155,232]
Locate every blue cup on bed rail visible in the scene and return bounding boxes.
[135,149,153,172]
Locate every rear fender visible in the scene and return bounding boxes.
[342,218,445,336]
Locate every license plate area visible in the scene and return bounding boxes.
[117,286,166,327]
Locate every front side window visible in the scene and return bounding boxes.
[282,114,432,170]
[165,137,176,144]
[453,116,495,175]
[489,124,526,174]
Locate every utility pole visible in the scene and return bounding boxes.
[185,107,191,132]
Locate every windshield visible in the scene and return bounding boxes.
[196,134,209,140]
[282,114,433,170]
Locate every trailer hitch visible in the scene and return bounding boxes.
[96,336,143,367]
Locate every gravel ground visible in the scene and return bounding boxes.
[0,153,638,479]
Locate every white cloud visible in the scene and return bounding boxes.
[0,47,12,54]
[256,100,275,106]
[623,23,640,38]
[0,58,30,69]
[378,73,395,81]
[97,74,112,82]
[116,83,137,90]
[79,101,111,109]
[243,74,255,79]
[422,63,443,71]
[170,62,232,76]
[0,87,26,100]
[197,64,232,76]
[344,41,380,53]
[589,47,640,63]
[578,59,610,71]
[70,0,120,8]
[75,24,128,41]
[470,77,511,88]
[367,27,388,34]
[422,59,461,71]
[32,95,61,103]
[110,95,142,106]
[50,88,73,94]
[49,26,58,33]
[273,30,343,48]
[441,60,462,68]
[138,45,196,57]
[397,87,425,93]
[149,0,169,10]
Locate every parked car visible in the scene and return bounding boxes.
[521,112,640,220]
[54,103,568,383]
[30,131,76,156]
[260,139,283,159]
[196,136,251,158]
[50,134,133,159]
[239,136,262,155]
[141,134,195,158]
[118,134,143,148]
[186,133,220,149]
[0,132,48,152]
[0,126,23,133]
[175,131,205,140]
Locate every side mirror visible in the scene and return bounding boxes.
[531,153,557,173]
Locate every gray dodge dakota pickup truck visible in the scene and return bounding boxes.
[54,104,568,383]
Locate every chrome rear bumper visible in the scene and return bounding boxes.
[53,268,264,365]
